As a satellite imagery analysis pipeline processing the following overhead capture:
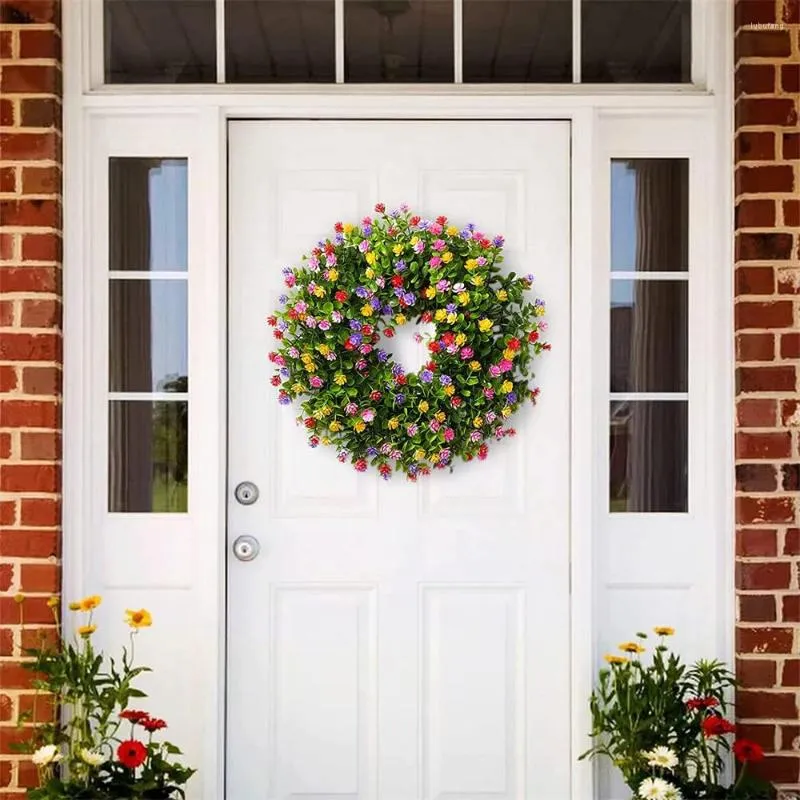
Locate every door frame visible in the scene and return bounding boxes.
[60,4,734,798]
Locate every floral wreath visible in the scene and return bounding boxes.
[267,203,549,481]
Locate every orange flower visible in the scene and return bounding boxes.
[124,609,152,629]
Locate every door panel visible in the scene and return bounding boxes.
[228,120,571,800]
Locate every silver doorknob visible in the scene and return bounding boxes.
[232,535,260,562]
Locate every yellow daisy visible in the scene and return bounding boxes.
[604,654,629,665]
[125,609,152,629]
[654,626,675,636]
[618,642,646,654]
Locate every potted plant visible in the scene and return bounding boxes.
[12,594,195,799]
[580,627,775,800]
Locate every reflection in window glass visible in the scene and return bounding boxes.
[225,0,335,82]
[109,281,188,393]
[610,280,687,393]
[463,0,571,82]
[110,159,188,272]
[582,0,690,83]
[109,401,188,513]
[611,159,688,272]
[104,0,216,83]
[345,0,453,83]
[610,401,687,513]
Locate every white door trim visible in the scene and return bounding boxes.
[59,3,734,798]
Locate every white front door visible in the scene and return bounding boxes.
[227,120,571,800]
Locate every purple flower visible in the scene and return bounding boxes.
[394,393,406,406]
[334,233,345,245]
[288,347,300,358]
[400,203,409,212]
[349,320,363,331]
[389,208,401,218]
[318,319,331,331]
[349,333,363,345]
[439,374,452,385]
[355,286,369,299]
[493,235,505,248]
[527,274,535,283]
[395,260,407,271]
[376,349,389,363]
[278,320,288,331]
[280,367,290,377]
[370,296,381,310]
[278,294,288,304]
[391,363,405,377]
[420,369,433,383]
[446,303,457,313]
[362,225,373,236]
[460,228,472,239]
[282,267,294,277]
[382,305,392,315]
[402,292,416,306]
[367,446,378,456]
[418,219,430,230]
[506,392,517,404]
[359,240,371,253]
[467,223,476,232]
[278,393,291,406]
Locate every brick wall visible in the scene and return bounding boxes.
[0,0,62,796]
[734,0,800,791]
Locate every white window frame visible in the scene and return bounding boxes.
[62,2,734,799]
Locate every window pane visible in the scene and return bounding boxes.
[611,159,688,272]
[345,0,453,83]
[463,0,571,83]
[610,280,687,393]
[104,0,216,83]
[582,0,690,83]
[226,0,335,82]
[610,400,687,513]
[109,280,188,393]
[109,159,188,272]
[109,401,188,513]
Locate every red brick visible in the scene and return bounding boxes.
[736,721,777,750]
[784,132,800,160]
[0,332,60,361]
[21,365,60,395]
[0,97,14,127]
[19,497,59,527]
[784,0,800,23]
[0,131,57,161]
[0,364,18,392]
[736,29,793,57]
[0,29,12,59]
[736,496,795,524]
[0,563,12,593]
[19,298,59,328]
[781,333,800,359]
[0,300,14,327]
[21,233,60,263]
[737,688,798,716]
[0,595,53,625]
[736,462,777,491]
[781,463,799,491]
[781,399,800,426]
[737,198,777,228]
[736,63,776,96]
[737,658,778,688]
[739,593,777,621]
[750,756,800,784]
[782,595,800,622]
[736,99,798,129]
[737,365,796,392]
[737,332,775,361]
[737,528,778,557]
[737,398,777,427]
[785,527,800,555]
[20,431,59,460]
[736,266,775,295]
[0,663,41,692]
[19,97,59,129]
[738,561,792,590]
[0,399,58,428]
[18,28,60,60]
[782,63,800,94]
[0,199,59,229]
[784,200,800,227]
[735,301,794,330]
[736,432,792,459]
[0,432,10,459]
[736,232,794,261]
[782,659,800,685]
[20,166,59,196]
[0,267,58,293]
[0,64,60,94]
[780,724,800,750]
[18,692,56,724]
[0,629,11,657]
[0,530,59,558]
[0,500,16,526]
[19,563,59,594]
[0,167,16,194]
[0,464,60,493]
[736,163,796,194]
[0,1,58,24]
[21,626,57,651]
[736,0,779,24]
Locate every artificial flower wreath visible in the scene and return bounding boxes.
[267,203,549,481]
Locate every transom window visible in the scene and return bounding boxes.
[103,0,692,85]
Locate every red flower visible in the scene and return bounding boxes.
[268,352,278,363]
[528,331,539,343]
[396,374,407,385]
[451,396,463,408]
[266,315,277,327]
[507,337,521,351]
[441,332,455,346]
[387,227,398,237]
[410,215,420,226]
[288,308,298,320]
[420,311,433,323]
[383,327,395,338]
[374,203,385,213]
[429,342,440,353]
[270,375,281,386]
[117,739,147,769]
[334,222,343,233]
[335,290,349,302]
[370,391,382,402]
[733,739,764,763]
[362,324,373,335]
[480,238,491,248]
[311,247,321,257]
[304,417,316,429]
[391,275,404,287]
[478,444,489,460]
[702,716,736,737]
[354,459,368,472]
[425,360,436,372]
[687,696,719,711]
[141,716,167,733]
[436,215,447,225]
[274,330,283,340]
[324,242,335,255]
[119,710,149,724]
[344,340,355,350]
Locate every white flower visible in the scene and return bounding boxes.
[664,786,682,800]
[643,745,679,770]
[31,744,62,766]
[638,777,672,800]
[80,748,105,766]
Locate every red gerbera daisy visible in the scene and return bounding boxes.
[141,716,168,733]
[119,710,149,724]
[117,739,147,769]
[702,715,736,737]
[733,738,764,763]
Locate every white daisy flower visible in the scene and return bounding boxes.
[80,748,105,766]
[643,745,679,769]
[638,777,671,799]
[663,785,682,800]
[31,744,62,766]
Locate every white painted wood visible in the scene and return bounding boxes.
[227,120,572,799]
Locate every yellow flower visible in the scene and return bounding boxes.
[327,268,339,282]
[496,289,508,301]
[78,595,102,612]
[313,408,327,420]
[125,609,152,629]
[395,313,407,325]
[11,593,24,604]
[503,348,516,360]
[410,236,420,246]
[365,252,377,266]
[321,406,332,417]
[388,417,400,430]
[442,251,453,263]
[444,385,455,396]
[604,654,629,665]
[303,362,317,373]
[473,416,483,428]
[618,642,646,654]
[501,406,511,418]
[77,625,96,637]
[501,380,513,394]
[418,401,429,413]
[478,318,492,332]
[469,360,481,371]
[361,304,374,317]
[465,258,477,271]
[334,373,346,386]
[313,285,325,297]
[330,421,342,432]
[365,267,375,278]
[424,286,436,299]
[414,448,426,460]
[291,382,304,394]
[457,292,470,305]
[301,352,313,362]
[434,309,447,322]
[47,596,59,608]
[393,243,404,256]
[654,626,675,636]
[321,437,331,446]
[471,275,484,287]
[354,420,366,433]
[455,333,466,346]
[446,312,457,324]
[429,453,439,464]
[435,411,446,422]
[343,223,354,234]
[535,304,546,317]
[68,601,81,611]
[317,344,331,356]
[446,225,458,236]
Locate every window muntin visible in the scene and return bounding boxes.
[108,158,189,513]
[103,0,693,84]
[608,159,689,513]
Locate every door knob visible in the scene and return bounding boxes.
[232,535,260,562]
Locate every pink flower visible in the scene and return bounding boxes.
[444,428,455,442]
[489,364,502,377]
[345,403,358,416]
[309,376,324,388]
[429,223,443,235]
[432,238,446,251]
[460,347,474,359]
[484,388,495,399]
[499,359,513,372]
[429,257,442,268]
[362,409,375,422]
